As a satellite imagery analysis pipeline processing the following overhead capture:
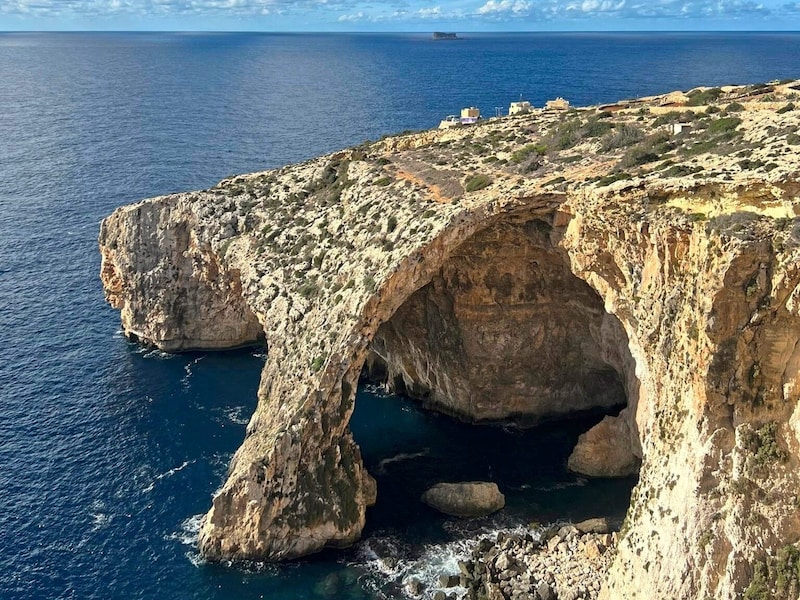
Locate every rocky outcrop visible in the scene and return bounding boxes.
[99,195,263,352]
[421,482,506,517]
[100,83,800,599]
[568,415,640,477]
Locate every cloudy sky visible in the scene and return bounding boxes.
[2,0,800,31]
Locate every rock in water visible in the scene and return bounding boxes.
[421,482,505,517]
[567,415,639,477]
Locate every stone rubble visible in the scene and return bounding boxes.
[413,519,618,600]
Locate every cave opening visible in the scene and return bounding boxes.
[349,216,641,541]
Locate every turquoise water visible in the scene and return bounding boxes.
[1,31,798,600]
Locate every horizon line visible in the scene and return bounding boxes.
[2,28,800,34]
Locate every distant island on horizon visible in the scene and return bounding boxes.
[432,32,459,40]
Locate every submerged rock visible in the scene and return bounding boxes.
[421,482,505,517]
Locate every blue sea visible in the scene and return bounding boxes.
[1,32,799,600]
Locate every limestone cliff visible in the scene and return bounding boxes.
[100,82,800,599]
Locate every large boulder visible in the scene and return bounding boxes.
[421,482,505,517]
[567,415,639,477]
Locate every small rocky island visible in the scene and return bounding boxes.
[433,32,459,40]
[100,81,800,599]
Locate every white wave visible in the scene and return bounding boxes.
[362,383,395,398]
[154,460,194,481]
[353,523,543,598]
[165,513,205,547]
[375,449,429,474]
[90,512,112,530]
[222,406,250,425]
[181,355,205,387]
[132,344,175,359]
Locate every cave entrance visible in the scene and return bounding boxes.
[351,215,641,532]
[366,217,639,428]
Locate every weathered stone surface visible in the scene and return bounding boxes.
[421,482,506,518]
[567,415,640,477]
[100,82,800,599]
[574,518,610,535]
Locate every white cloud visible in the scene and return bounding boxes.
[337,9,365,19]
[416,5,442,16]
[477,0,530,14]
[0,0,784,21]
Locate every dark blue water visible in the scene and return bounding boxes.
[1,32,798,600]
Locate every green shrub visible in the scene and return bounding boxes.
[550,118,582,150]
[510,143,547,164]
[464,174,492,192]
[386,215,398,233]
[311,354,326,372]
[298,281,320,298]
[708,116,742,134]
[687,87,723,106]
[777,102,796,114]
[726,102,745,112]
[583,117,615,138]
[374,176,392,186]
[744,546,800,600]
[596,172,631,187]
[600,124,645,151]
[653,111,684,126]
[743,422,787,470]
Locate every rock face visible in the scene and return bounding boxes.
[99,82,800,599]
[370,219,633,423]
[567,415,640,477]
[421,482,506,517]
[99,196,263,352]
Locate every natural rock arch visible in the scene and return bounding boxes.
[99,135,800,600]
[194,198,647,563]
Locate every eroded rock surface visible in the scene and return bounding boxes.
[568,415,640,477]
[100,82,800,599]
[421,482,506,517]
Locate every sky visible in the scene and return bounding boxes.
[2,0,800,31]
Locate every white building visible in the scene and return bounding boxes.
[509,100,532,115]
[671,123,692,135]
[545,97,570,111]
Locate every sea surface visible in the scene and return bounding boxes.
[1,32,798,600]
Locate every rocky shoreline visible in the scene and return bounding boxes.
[408,519,617,600]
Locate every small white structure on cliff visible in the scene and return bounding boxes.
[439,107,482,129]
[438,115,460,129]
[671,122,692,135]
[460,106,481,124]
[509,100,532,115]
[545,97,570,111]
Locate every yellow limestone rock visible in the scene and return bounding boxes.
[100,83,800,600]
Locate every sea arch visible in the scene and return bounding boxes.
[194,195,648,562]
